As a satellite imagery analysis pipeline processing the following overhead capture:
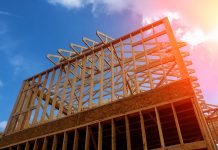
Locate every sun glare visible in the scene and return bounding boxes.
[207,28,218,42]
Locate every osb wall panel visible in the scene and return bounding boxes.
[0,78,195,147]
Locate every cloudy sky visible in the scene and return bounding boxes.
[0,0,218,132]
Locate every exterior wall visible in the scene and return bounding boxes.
[0,79,216,149]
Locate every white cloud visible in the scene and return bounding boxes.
[47,0,131,14]
[0,20,27,76]
[0,80,3,87]
[48,0,84,9]
[96,0,130,13]
[141,12,218,47]
[0,10,20,18]
[163,11,180,22]
[0,11,12,16]
[47,0,218,35]
[8,55,25,75]
[9,55,24,67]
[181,28,206,46]
[47,0,212,47]
[0,121,7,130]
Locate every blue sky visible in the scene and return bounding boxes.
[0,0,218,132]
[0,0,143,131]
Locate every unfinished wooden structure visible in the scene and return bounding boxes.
[203,103,218,145]
[0,17,217,149]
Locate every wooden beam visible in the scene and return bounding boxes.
[52,135,57,150]
[134,56,175,74]
[191,98,217,149]
[33,140,38,150]
[78,57,86,112]
[17,145,21,150]
[13,80,31,131]
[130,34,139,93]
[120,40,127,96]
[98,122,103,150]
[24,142,30,150]
[49,66,63,120]
[38,91,68,115]
[73,129,79,150]
[89,127,98,150]
[17,78,36,130]
[24,76,42,128]
[163,18,188,78]
[155,107,165,149]
[33,72,49,124]
[99,48,105,105]
[171,103,184,146]
[139,111,148,150]
[110,44,115,101]
[42,137,48,150]
[68,59,78,115]
[62,132,68,150]
[125,115,132,150]
[112,119,116,150]
[58,63,70,118]
[89,53,95,108]
[4,81,26,134]
[85,126,91,150]
[184,141,206,149]
[40,69,56,122]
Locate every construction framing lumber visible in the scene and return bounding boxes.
[0,17,218,150]
[0,79,216,149]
